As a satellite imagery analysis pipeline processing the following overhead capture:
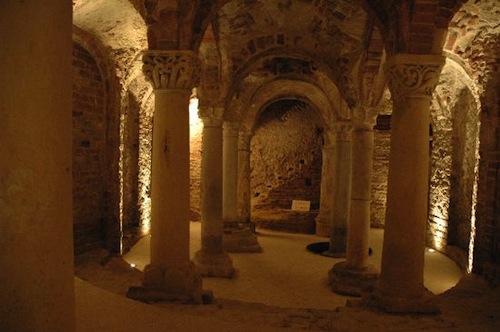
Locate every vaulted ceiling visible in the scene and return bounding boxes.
[72,0,497,126]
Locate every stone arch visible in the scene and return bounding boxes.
[238,78,348,133]
[228,48,357,110]
[235,78,348,233]
[364,0,463,55]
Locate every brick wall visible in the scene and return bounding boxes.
[72,41,107,254]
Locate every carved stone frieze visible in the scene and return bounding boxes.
[385,54,445,100]
[142,50,200,90]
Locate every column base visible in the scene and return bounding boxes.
[328,261,379,296]
[349,289,440,314]
[223,222,262,253]
[126,261,210,304]
[315,218,330,237]
[194,250,235,278]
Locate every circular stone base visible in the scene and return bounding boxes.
[328,261,379,296]
[194,250,235,278]
[223,227,262,253]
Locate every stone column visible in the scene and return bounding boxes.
[372,54,445,313]
[0,1,74,330]
[223,130,262,252]
[324,122,353,257]
[237,130,253,224]
[222,121,239,224]
[329,109,379,296]
[127,51,206,303]
[315,130,335,237]
[194,108,235,277]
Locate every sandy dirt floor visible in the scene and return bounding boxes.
[74,223,499,331]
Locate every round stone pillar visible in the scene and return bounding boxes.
[329,109,379,296]
[222,121,239,224]
[374,53,445,313]
[194,109,234,277]
[315,129,335,237]
[127,51,205,303]
[237,131,252,224]
[324,122,353,258]
[224,130,262,252]
[0,1,75,330]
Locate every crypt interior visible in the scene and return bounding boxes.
[1,0,499,330]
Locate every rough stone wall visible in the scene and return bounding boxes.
[371,115,391,228]
[429,100,453,251]
[428,61,480,259]
[190,103,203,221]
[137,91,154,231]
[474,43,499,275]
[72,41,107,254]
[120,91,141,250]
[250,101,322,232]
[449,89,478,251]
[445,0,500,275]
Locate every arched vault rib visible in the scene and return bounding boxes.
[234,78,349,133]
[226,47,359,110]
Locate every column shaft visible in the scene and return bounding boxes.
[326,124,353,257]
[194,114,234,277]
[237,132,252,224]
[379,96,431,298]
[127,51,205,303]
[315,145,335,237]
[0,1,75,330]
[373,54,444,313]
[223,122,239,224]
[347,128,374,268]
[150,90,191,266]
[329,118,379,297]
[223,130,261,253]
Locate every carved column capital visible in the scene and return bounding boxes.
[198,106,224,127]
[385,54,445,100]
[332,121,353,142]
[352,106,378,130]
[223,121,240,135]
[142,50,200,90]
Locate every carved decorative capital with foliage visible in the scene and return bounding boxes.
[385,54,445,100]
[142,50,199,90]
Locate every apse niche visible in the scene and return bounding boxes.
[250,99,323,234]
